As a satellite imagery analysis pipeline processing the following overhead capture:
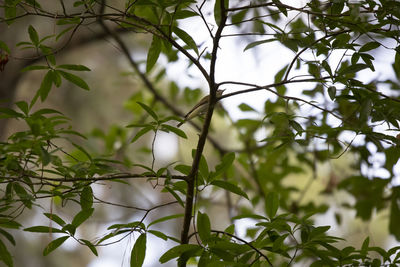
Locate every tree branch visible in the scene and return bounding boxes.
[219,77,344,121]
[179,0,228,262]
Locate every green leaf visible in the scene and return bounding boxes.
[359,41,380,52]
[244,39,277,51]
[309,225,330,240]
[59,70,90,90]
[0,239,13,267]
[61,224,76,236]
[0,229,15,246]
[24,226,65,233]
[328,86,336,100]
[126,123,150,128]
[15,101,29,115]
[56,17,81,25]
[385,147,400,171]
[0,41,11,54]
[43,236,69,256]
[174,10,198,20]
[209,240,248,256]
[13,183,32,207]
[32,108,63,116]
[321,60,332,76]
[148,214,184,228]
[43,213,66,227]
[275,64,288,84]
[0,219,21,229]
[39,45,56,65]
[282,38,298,52]
[174,164,191,175]
[57,64,90,71]
[332,33,351,48]
[39,146,51,167]
[80,185,93,210]
[0,107,24,119]
[130,126,153,143]
[146,36,161,73]
[71,208,94,227]
[351,53,360,65]
[368,246,388,259]
[224,224,235,235]
[360,53,375,71]
[339,64,368,75]
[16,41,32,47]
[331,2,344,14]
[198,154,209,181]
[393,52,400,80]
[238,103,256,112]
[14,183,31,200]
[272,233,288,251]
[198,251,212,266]
[163,187,184,207]
[161,124,187,139]
[71,142,92,161]
[56,25,75,41]
[361,236,369,257]
[148,230,168,241]
[80,239,98,256]
[173,27,199,55]
[260,19,284,31]
[214,0,229,26]
[289,120,303,133]
[390,187,400,240]
[39,34,55,44]
[137,102,158,120]
[159,244,202,263]
[48,75,63,89]
[107,221,145,230]
[210,180,248,199]
[212,152,235,178]
[4,1,16,25]
[265,192,279,218]
[273,0,287,16]
[359,98,372,123]
[53,70,63,87]
[96,232,116,245]
[131,233,146,267]
[231,9,247,24]
[39,71,54,102]
[197,212,211,243]
[28,25,39,46]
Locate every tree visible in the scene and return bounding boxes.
[1,0,400,266]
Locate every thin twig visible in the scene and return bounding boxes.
[211,230,274,266]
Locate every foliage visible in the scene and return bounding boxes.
[1,0,400,266]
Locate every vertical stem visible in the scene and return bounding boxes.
[179,1,228,266]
